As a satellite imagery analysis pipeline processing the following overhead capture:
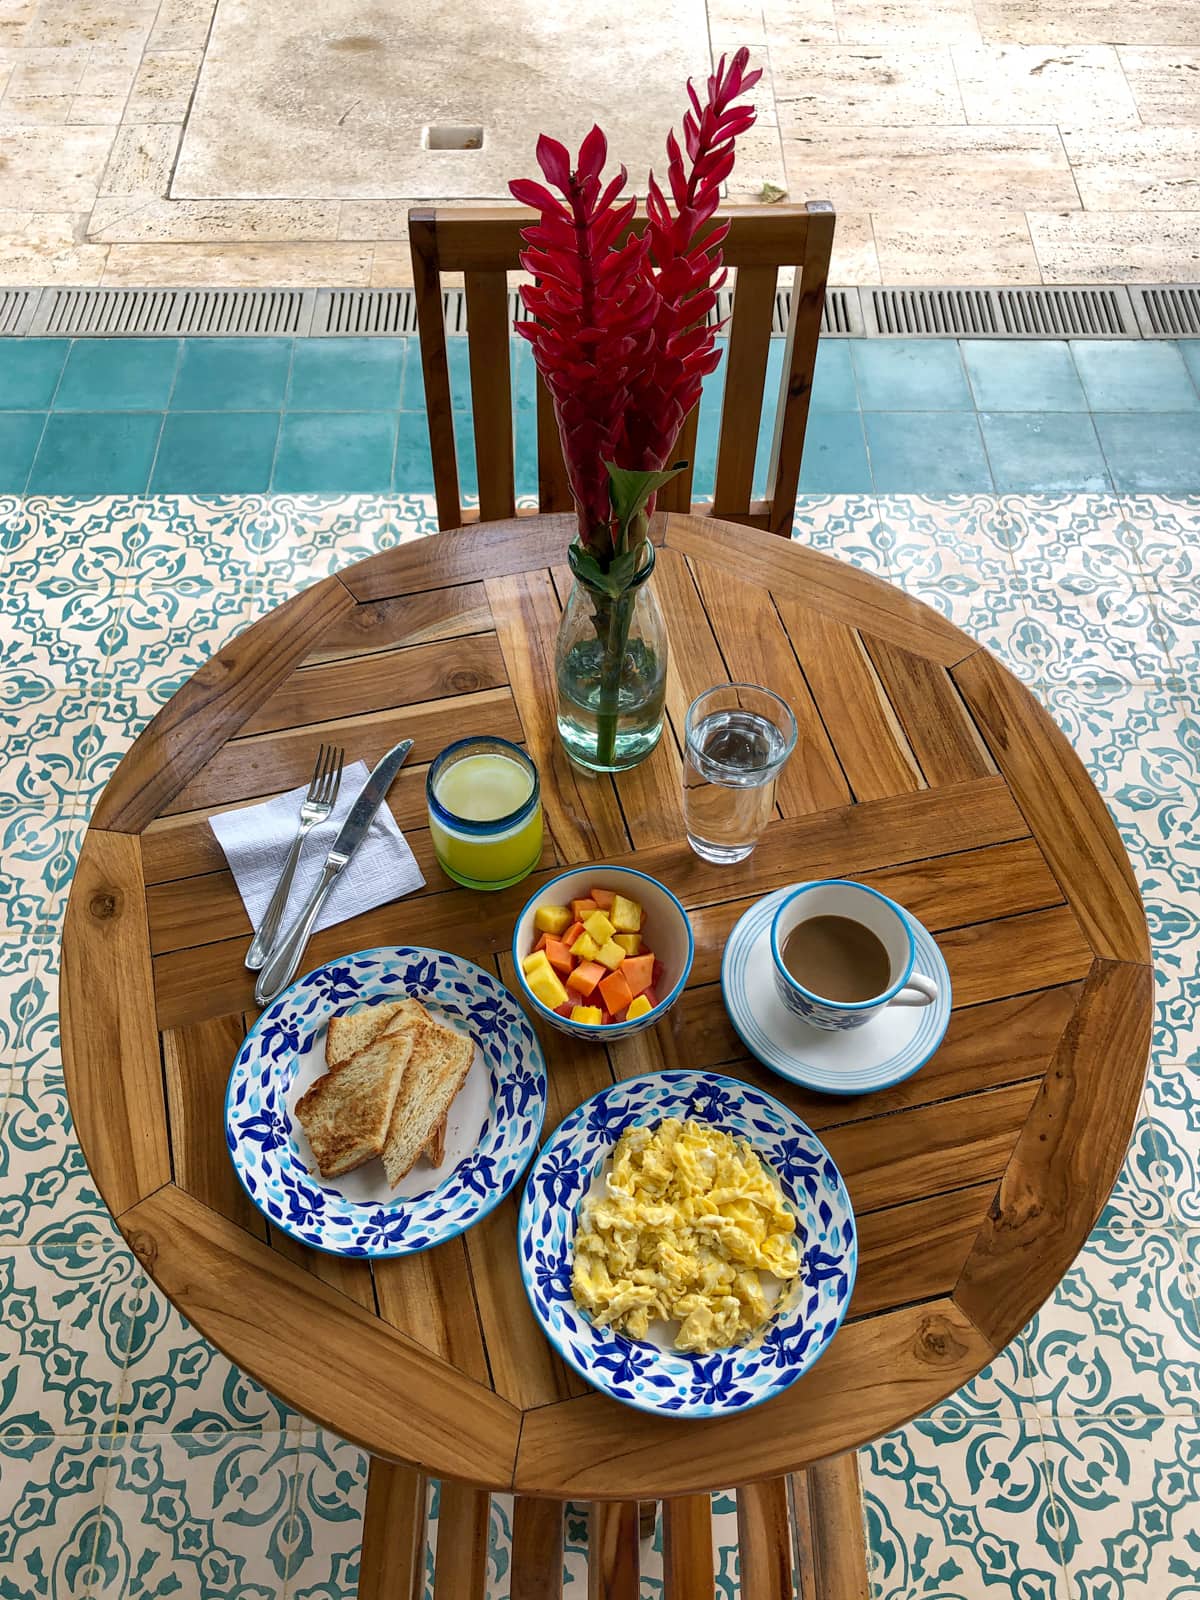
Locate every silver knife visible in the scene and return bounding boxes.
[254,739,414,1007]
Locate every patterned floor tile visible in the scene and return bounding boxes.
[117,1281,295,1437]
[284,1430,365,1600]
[1039,1414,1200,1594]
[244,491,435,593]
[861,1417,1069,1599]
[1,1227,138,1437]
[92,1431,301,1598]
[924,1333,1039,1421]
[1099,1095,1178,1233]
[1023,1230,1200,1419]
[0,1435,105,1600]
[792,492,894,574]
[1146,1068,1200,1225]
[1,809,87,939]
[0,942,53,1062]
[0,1069,108,1243]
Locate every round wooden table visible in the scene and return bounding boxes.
[62,511,1151,1507]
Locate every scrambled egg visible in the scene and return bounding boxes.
[571,1117,802,1354]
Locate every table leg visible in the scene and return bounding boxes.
[588,1502,640,1599]
[512,1497,564,1599]
[358,1458,426,1600]
[432,1479,490,1598]
[663,1494,714,1599]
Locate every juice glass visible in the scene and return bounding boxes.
[426,737,543,891]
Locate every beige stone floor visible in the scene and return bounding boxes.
[1,0,1199,287]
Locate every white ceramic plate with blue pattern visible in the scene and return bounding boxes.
[225,946,547,1257]
[518,1069,856,1419]
[721,886,951,1096]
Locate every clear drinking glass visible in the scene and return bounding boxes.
[683,684,798,863]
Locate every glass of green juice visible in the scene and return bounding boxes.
[426,737,543,891]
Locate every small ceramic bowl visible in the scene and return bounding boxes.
[512,866,694,1040]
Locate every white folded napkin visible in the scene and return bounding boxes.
[210,760,425,938]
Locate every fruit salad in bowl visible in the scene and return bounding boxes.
[512,867,693,1039]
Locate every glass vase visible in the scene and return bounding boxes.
[555,544,668,774]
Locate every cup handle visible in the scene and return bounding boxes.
[889,971,938,1008]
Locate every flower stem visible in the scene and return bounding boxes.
[594,588,634,769]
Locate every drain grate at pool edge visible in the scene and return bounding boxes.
[10,283,1200,338]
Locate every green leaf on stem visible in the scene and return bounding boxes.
[604,460,686,528]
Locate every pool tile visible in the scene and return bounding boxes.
[798,411,873,493]
[811,340,859,412]
[171,339,292,411]
[54,338,179,411]
[401,335,471,412]
[1181,342,1200,392]
[865,412,993,493]
[151,412,280,493]
[0,413,45,491]
[962,340,1087,412]
[27,412,161,495]
[273,412,396,492]
[980,412,1110,492]
[0,340,68,409]
[851,339,972,411]
[1071,340,1200,412]
[1093,412,1200,493]
[287,337,406,411]
[392,410,435,494]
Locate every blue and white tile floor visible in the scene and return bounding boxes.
[2,489,1199,1597]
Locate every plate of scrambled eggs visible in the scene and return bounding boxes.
[518,1070,856,1419]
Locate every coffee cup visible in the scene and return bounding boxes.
[770,880,938,1031]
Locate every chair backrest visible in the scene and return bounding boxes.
[409,202,835,538]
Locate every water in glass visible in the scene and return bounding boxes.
[684,708,788,863]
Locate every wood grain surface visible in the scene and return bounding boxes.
[60,512,1151,1499]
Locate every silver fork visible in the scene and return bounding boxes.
[245,744,345,971]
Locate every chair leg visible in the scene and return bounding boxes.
[663,1494,714,1599]
[793,1453,870,1600]
[512,1497,563,1600]
[588,1502,640,1600]
[358,1458,426,1600]
[432,1479,490,1599]
[736,1478,792,1600]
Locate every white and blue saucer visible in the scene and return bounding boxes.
[721,887,952,1096]
[226,946,547,1257]
[519,1069,857,1419]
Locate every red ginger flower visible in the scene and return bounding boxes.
[511,49,761,564]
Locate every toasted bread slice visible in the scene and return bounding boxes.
[325,1001,407,1068]
[327,999,448,1163]
[296,1031,412,1179]
[382,1017,475,1187]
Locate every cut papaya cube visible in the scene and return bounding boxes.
[589,887,615,910]
[598,969,633,1016]
[622,954,655,997]
[567,960,606,996]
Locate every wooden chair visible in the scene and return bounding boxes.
[409,202,835,538]
[358,1457,869,1598]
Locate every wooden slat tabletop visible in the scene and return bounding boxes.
[60,512,1151,1498]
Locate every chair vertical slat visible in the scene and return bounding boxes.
[711,265,777,518]
[736,1479,792,1600]
[794,1454,871,1599]
[663,1494,714,1599]
[464,270,517,523]
[410,210,464,531]
[432,1481,490,1598]
[766,202,834,537]
[357,1459,426,1600]
[588,1502,640,1599]
[658,404,700,514]
[536,373,573,514]
[511,1497,564,1600]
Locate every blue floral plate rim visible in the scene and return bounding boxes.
[224,944,547,1259]
[517,1068,858,1420]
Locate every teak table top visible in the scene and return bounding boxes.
[61,512,1152,1499]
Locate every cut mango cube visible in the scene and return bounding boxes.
[611,893,643,932]
[596,938,626,971]
[583,909,615,945]
[567,959,606,996]
[625,994,653,1022]
[534,904,572,936]
[622,953,655,996]
[522,949,553,977]
[527,962,569,1010]
[613,932,642,956]
[570,1005,603,1026]
[598,969,633,1015]
[570,930,602,962]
